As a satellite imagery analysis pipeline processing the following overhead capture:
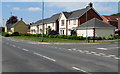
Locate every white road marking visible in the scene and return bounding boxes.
[72,48,76,51]
[68,49,72,51]
[17,46,20,49]
[90,52,96,54]
[33,52,56,62]
[12,45,16,47]
[97,48,108,50]
[94,53,101,56]
[72,67,87,73]
[105,55,116,58]
[84,50,89,53]
[115,47,120,48]
[113,57,120,60]
[22,48,29,51]
[98,53,106,56]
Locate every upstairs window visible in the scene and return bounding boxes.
[61,20,64,26]
[73,20,76,25]
[69,20,70,25]
[52,23,54,27]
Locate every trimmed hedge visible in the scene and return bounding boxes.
[11,32,20,36]
[9,33,120,40]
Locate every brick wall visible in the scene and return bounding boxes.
[78,8,103,25]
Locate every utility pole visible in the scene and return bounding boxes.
[41,0,44,42]
[86,11,88,42]
[2,19,4,27]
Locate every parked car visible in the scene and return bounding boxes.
[115,30,120,36]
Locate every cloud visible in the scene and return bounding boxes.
[12,7,21,11]
[46,2,88,11]
[6,5,11,7]
[1,0,119,2]
[27,7,41,11]
[46,2,118,15]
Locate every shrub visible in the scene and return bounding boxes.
[105,36,114,40]
[2,32,10,37]
[11,32,19,36]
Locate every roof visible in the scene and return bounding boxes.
[62,12,72,19]
[32,6,92,26]
[67,7,90,20]
[7,19,27,28]
[102,15,120,21]
[32,13,60,26]
[76,18,115,29]
[32,5,102,26]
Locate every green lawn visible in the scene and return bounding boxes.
[11,36,85,43]
[11,36,120,43]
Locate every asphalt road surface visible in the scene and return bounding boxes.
[2,37,119,73]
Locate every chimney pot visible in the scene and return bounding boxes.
[20,18,23,21]
[88,2,93,7]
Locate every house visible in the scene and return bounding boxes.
[30,2,103,36]
[0,27,5,33]
[5,18,28,34]
[76,18,115,37]
[59,2,103,35]
[102,15,120,30]
[30,13,60,34]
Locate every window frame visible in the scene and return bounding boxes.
[61,20,65,26]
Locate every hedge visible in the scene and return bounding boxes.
[7,33,120,40]
[2,32,10,37]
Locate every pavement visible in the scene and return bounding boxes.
[2,37,119,73]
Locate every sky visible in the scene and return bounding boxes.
[0,2,119,27]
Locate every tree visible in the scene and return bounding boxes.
[111,13,120,16]
[6,16,18,25]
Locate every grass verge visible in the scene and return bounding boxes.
[11,36,120,43]
[11,36,85,43]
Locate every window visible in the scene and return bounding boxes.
[61,20,64,26]
[60,30,62,35]
[63,30,64,35]
[60,30,64,35]
[69,20,70,25]
[52,23,54,27]
[73,20,76,25]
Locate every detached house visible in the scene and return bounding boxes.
[59,3,103,35]
[5,18,28,34]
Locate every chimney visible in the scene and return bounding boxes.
[88,2,93,7]
[20,18,23,21]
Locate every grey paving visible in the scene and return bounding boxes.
[2,37,119,72]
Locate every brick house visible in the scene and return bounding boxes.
[102,15,120,30]
[59,2,103,35]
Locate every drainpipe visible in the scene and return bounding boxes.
[93,28,95,42]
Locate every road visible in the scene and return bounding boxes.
[2,37,119,73]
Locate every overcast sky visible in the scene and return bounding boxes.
[0,2,119,27]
